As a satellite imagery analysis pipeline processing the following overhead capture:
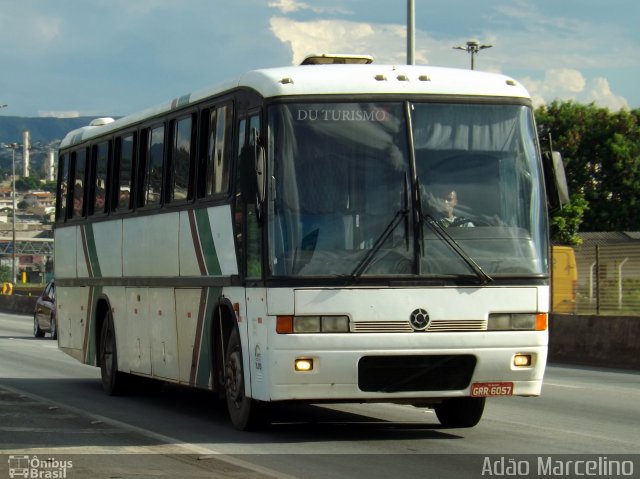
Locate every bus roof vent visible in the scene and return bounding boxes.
[301,54,374,65]
[89,117,115,127]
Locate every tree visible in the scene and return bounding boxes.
[14,176,42,192]
[550,193,588,245]
[536,102,640,233]
[0,265,11,283]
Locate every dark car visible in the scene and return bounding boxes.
[34,280,57,339]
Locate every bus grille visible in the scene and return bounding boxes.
[352,319,487,333]
[358,355,476,393]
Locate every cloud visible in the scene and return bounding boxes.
[0,11,63,56]
[584,77,629,111]
[32,15,62,43]
[270,17,427,66]
[521,69,629,110]
[268,0,308,14]
[38,111,81,119]
[268,0,351,15]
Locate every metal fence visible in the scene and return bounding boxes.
[573,243,640,315]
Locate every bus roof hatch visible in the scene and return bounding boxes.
[301,54,374,65]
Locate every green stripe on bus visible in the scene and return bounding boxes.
[84,224,102,278]
[83,286,102,364]
[195,287,221,387]
[195,209,222,276]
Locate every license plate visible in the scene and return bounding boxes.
[471,382,514,397]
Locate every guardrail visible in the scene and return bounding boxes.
[0,294,37,315]
[549,313,640,370]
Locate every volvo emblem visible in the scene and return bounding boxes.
[409,308,430,331]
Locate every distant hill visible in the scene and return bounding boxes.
[0,116,101,146]
[0,116,102,175]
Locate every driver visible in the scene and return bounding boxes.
[437,190,474,228]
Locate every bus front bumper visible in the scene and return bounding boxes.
[258,333,547,402]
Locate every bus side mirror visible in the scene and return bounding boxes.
[543,151,570,213]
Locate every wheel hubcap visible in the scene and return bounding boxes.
[226,351,243,403]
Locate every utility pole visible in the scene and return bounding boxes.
[453,40,493,70]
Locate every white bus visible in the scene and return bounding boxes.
[55,54,567,430]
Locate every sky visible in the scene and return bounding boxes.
[0,0,638,118]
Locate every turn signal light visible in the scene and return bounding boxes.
[535,313,548,331]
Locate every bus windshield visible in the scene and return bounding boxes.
[267,101,548,280]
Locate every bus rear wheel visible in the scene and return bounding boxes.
[99,312,130,396]
[434,397,485,428]
[224,328,265,430]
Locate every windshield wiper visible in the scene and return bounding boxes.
[422,213,493,285]
[350,174,411,280]
[349,208,409,280]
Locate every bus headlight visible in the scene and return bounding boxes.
[277,315,350,333]
[488,313,547,331]
[294,316,321,333]
[320,316,350,332]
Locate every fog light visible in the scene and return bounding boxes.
[295,358,314,371]
[514,354,532,367]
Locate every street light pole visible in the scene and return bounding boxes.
[407,0,415,65]
[453,40,493,70]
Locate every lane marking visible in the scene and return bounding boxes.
[543,382,585,389]
[0,384,295,479]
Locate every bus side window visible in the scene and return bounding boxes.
[247,115,263,278]
[234,114,263,278]
[90,141,109,216]
[56,153,69,222]
[234,119,247,267]
[168,115,194,203]
[205,104,232,196]
[141,125,165,207]
[115,134,135,211]
[71,148,87,219]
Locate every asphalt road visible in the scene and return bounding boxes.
[1,312,639,479]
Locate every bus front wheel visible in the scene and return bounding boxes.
[434,397,486,428]
[224,328,264,430]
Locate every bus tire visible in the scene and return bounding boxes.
[225,328,265,430]
[33,315,45,338]
[434,397,485,428]
[99,311,130,396]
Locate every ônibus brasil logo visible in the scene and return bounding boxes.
[7,455,73,478]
